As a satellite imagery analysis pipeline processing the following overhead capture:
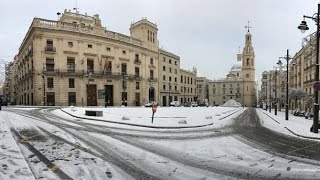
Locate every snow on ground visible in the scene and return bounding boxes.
[0,111,35,180]
[256,108,320,139]
[139,136,320,179]
[1,111,131,180]
[221,99,242,107]
[60,106,243,128]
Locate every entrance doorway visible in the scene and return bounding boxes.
[135,93,140,106]
[162,96,167,106]
[104,85,114,106]
[149,87,155,102]
[87,84,97,106]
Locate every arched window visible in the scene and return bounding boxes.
[246,58,250,66]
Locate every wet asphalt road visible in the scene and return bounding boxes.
[233,108,320,165]
[4,107,320,179]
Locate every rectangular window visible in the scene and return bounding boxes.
[121,63,127,75]
[135,54,139,62]
[67,58,75,72]
[106,61,112,74]
[47,78,53,88]
[163,75,166,81]
[46,58,54,71]
[163,66,166,71]
[169,76,172,81]
[69,78,75,88]
[136,82,140,90]
[135,67,140,76]
[68,42,73,47]
[87,59,94,73]
[169,68,172,73]
[169,59,172,64]
[88,44,92,48]
[150,58,153,65]
[106,47,111,51]
[175,77,177,82]
[163,85,166,90]
[46,40,54,51]
[150,70,154,79]
[181,76,183,83]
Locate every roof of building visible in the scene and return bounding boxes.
[230,62,242,71]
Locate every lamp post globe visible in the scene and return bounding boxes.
[298,20,309,33]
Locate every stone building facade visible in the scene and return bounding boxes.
[158,49,181,106]
[7,9,201,106]
[180,68,197,104]
[260,32,316,112]
[196,77,209,105]
[14,9,161,106]
[208,30,257,107]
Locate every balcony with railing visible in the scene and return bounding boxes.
[44,45,56,53]
[41,68,143,80]
[134,59,141,65]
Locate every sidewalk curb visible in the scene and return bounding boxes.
[258,109,320,140]
[259,110,280,124]
[60,108,244,129]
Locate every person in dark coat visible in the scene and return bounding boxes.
[0,98,2,110]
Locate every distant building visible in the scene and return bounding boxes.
[196,77,209,105]
[208,30,257,107]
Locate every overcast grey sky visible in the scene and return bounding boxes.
[0,0,318,85]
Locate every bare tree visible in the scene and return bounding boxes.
[288,88,307,110]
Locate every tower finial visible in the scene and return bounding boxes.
[245,21,252,32]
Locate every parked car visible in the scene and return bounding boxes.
[293,109,305,117]
[145,102,152,107]
[169,101,180,107]
[198,103,208,107]
[305,112,314,119]
[184,102,192,107]
[191,102,198,107]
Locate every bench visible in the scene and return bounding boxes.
[85,110,103,117]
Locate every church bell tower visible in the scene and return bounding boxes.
[241,22,257,107]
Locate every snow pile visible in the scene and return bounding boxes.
[221,99,242,107]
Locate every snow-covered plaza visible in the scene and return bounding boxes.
[1,106,320,179]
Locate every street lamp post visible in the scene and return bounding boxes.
[265,81,268,111]
[298,4,320,133]
[85,72,92,106]
[42,75,46,106]
[121,73,127,106]
[274,68,278,115]
[278,49,293,120]
[269,74,272,113]
[168,81,171,106]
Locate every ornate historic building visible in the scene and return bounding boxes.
[208,29,257,107]
[13,9,160,106]
[6,9,200,106]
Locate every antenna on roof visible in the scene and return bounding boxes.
[73,0,79,13]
